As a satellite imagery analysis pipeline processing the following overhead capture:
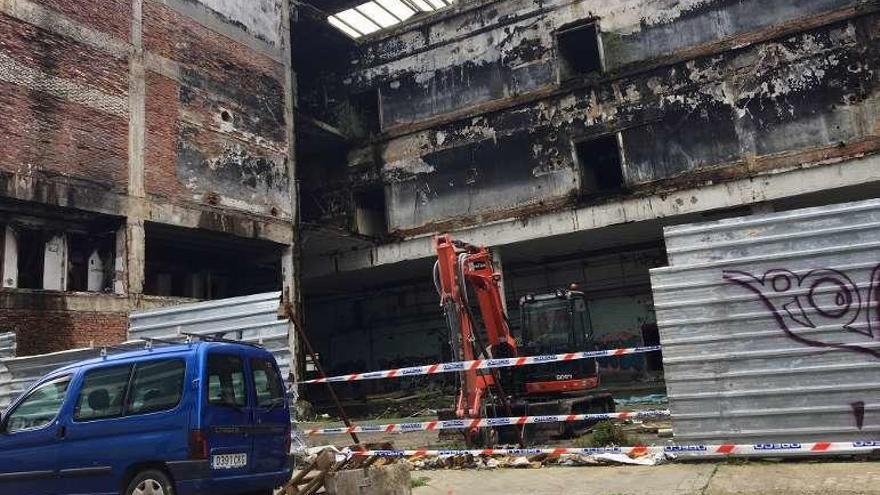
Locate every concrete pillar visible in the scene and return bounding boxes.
[2,226,18,288]
[43,234,67,291]
[281,0,300,381]
[125,221,146,295]
[122,0,147,297]
[114,223,128,294]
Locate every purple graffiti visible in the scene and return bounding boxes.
[851,401,866,430]
[725,266,880,430]
[723,266,880,359]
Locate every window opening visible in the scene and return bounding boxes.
[575,134,625,195]
[557,21,604,80]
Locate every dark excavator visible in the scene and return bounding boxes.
[433,234,614,447]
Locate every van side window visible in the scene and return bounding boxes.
[74,365,132,421]
[5,376,71,433]
[127,360,186,415]
[207,354,246,408]
[250,358,284,408]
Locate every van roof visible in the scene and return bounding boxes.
[50,341,268,375]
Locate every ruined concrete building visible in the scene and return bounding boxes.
[296,0,880,382]
[1,0,879,384]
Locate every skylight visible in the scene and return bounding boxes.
[328,0,454,39]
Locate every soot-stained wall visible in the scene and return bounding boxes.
[301,0,880,237]
[144,0,290,219]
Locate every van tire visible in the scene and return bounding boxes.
[125,469,175,495]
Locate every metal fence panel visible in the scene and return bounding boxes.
[0,332,15,359]
[0,347,105,410]
[650,198,880,443]
[128,292,292,379]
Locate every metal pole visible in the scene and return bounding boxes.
[288,307,361,447]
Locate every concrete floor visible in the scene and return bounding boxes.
[411,461,880,494]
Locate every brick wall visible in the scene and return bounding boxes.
[0,13,129,192]
[29,0,131,41]
[0,308,127,356]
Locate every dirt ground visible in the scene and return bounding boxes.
[410,460,880,495]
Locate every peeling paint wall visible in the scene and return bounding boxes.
[197,0,282,47]
[302,0,880,237]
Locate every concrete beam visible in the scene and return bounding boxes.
[303,157,880,279]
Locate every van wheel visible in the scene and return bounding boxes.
[126,469,175,495]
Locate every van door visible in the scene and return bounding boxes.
[248,356,289,474]
[203,353,253,480]
[58,364,137,495]
[0,375,71,495]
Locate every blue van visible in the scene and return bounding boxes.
[0,341,292,495]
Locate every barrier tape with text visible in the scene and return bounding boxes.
[300,345,661,384]
[348,441,880,458]
[304,409,671,435]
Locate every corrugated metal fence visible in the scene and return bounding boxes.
[129,292,292,379]
[0,348,105,409]
[651,198,880,443]
[0,332,15,359]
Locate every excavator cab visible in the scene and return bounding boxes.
[512,289,601,396]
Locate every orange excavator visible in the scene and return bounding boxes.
[433,234,614,447]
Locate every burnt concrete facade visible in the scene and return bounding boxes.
[296,0,880,383]
[0,0,297,355]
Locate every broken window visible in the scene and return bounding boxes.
[67,234,115,293]
[556,20,604,80]
[16,228,45,290]
[575,134,626,196]
[353,185,388,237]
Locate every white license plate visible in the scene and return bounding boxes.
[212,453,248,470]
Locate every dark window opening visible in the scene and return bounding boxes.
[556,21,603,80]
[16,228,45,290]
[67,233,115,293]
[350,89,381,137]
[353,185,387,237]
[575,134,625,196]
[144,223,282,300]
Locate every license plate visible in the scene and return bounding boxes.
[212,453,247,470]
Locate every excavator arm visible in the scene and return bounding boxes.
[433,235,517,427]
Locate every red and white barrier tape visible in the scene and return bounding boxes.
[349,441,880,458]
[304,409,670,435]
[301,345,661,384]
